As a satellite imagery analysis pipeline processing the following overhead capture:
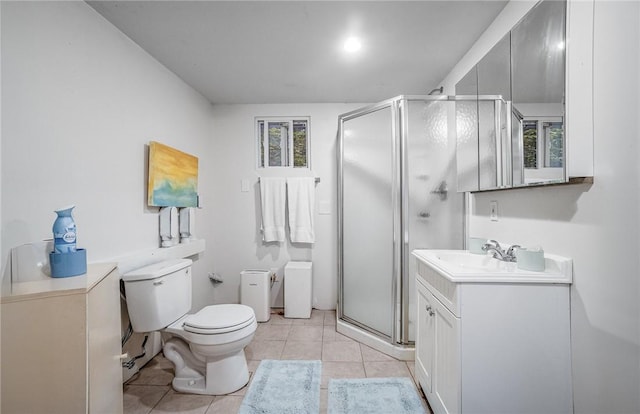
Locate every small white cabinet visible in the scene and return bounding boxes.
[414,251,573,414]
[1,263,123,414]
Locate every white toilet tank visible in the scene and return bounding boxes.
[122,258,193,332]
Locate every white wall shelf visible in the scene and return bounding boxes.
[109,239,206,275]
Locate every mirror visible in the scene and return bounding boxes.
[455,34,512,192]
[477,34,511,190]
[512,0,566,186]
[455,0,566,192]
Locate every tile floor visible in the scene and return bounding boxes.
[124,309,431,414]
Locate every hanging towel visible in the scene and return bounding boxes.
[287,177,315,243]
[260,177,287,242]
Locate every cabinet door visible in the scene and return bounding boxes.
[432,297,460,414]
[88,269,123,414]
[1,294,87,413]
[415,282,435,393]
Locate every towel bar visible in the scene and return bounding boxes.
[258,177,320,183]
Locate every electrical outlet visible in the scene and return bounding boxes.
[270,267,279,282]
[490,201,499,221]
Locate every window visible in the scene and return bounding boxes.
[523,120,538,168]
[256,117,310,168]
[522,118,563,169]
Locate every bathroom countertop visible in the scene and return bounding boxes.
[1,262,118,303]
[412,249,573,284]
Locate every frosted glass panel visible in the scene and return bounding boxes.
[478,101,498,189]
[342,107,394,337]
[455,100,479,192]
[405,100,455,342]
[512,111,524,186]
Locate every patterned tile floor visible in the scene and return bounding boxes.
[123,309,431,414]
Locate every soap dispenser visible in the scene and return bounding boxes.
[179,207,195,243]
[160,206,179,247]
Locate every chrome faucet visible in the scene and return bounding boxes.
[482,240,521,262]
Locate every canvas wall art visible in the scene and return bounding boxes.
[148,141,199,207]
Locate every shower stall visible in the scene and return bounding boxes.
[337,95,464,359]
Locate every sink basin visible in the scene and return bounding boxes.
[412,249,572,284]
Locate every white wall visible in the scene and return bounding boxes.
[0,2,217,311]
[209,103,363,310]
[443,1,640,412]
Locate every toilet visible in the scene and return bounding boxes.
[122,258,257,395]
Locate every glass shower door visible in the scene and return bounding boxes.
[339,103,397,338]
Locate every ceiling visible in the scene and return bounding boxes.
[88,1,508,105]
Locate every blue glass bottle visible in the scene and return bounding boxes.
[53,205,77,254]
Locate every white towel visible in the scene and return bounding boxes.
[287,177,315,243]
[260,177,286,242]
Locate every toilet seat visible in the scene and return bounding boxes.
[183,304,255,335]
[165,304,258,347]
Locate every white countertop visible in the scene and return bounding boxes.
[1,262,118,303]
[412,249,573,284]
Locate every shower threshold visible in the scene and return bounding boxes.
[336,318,415,361]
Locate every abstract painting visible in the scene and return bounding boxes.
[148,141,199,207]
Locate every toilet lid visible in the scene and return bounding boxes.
[183,304,255,334]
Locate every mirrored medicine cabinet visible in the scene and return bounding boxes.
[455,0,571,192]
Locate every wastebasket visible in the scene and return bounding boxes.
[284,261,312,318]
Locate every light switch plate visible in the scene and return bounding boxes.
[490,200,498,221]
[241,179,250,192]
[319,200,331,215]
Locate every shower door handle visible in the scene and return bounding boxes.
[425,305,435,317]
[430,180,448,201]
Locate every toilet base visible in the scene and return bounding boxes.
[163,337,250,395]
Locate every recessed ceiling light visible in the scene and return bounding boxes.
[343,37,362,53]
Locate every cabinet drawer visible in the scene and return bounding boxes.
[416,259,460,317]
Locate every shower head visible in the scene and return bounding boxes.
[428,86,444,95]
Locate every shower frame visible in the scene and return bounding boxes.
[337,94,452,357]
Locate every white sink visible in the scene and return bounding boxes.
[412,249,572,284]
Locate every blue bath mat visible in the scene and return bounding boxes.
[328,377,426,414]
[239,359,321,414]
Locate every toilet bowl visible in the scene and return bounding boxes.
[163,304,257,395]
[122,259,257,395]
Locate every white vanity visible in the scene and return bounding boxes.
[413,249,573,414]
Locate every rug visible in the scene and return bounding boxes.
[239,359,322,414]
[328,377,426,414]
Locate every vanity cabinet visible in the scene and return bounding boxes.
[414,254,572,414]
[1,263,123,414]
[416,281,460,414]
